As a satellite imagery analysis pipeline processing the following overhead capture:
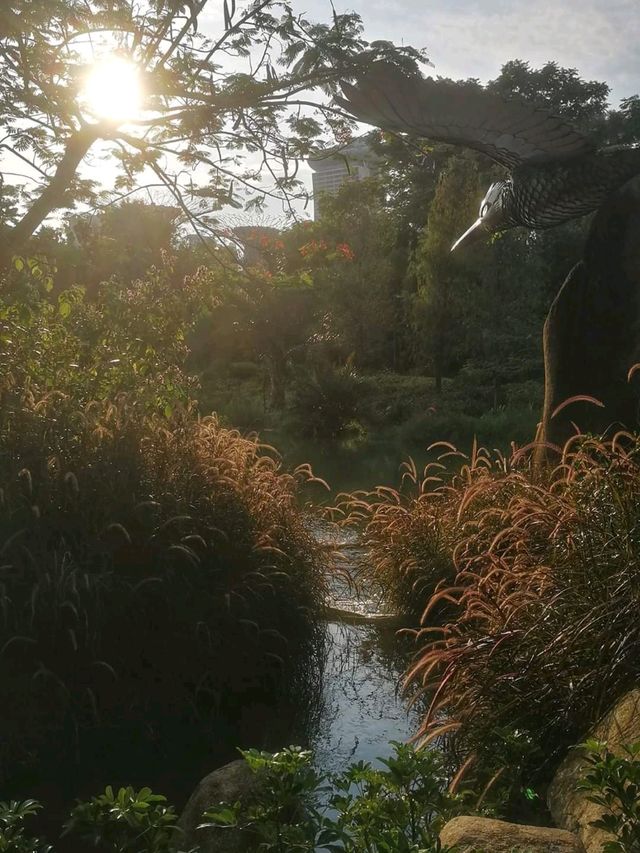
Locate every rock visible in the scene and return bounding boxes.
[548,688,640,853]
[537,177,640,457]
[176,759,260,853]
[439,815,583,853]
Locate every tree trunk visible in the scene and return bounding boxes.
[266,349,287,410]
[434,355,443,394]
[0,125,105,268]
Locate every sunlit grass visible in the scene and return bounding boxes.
[341,432,640,790]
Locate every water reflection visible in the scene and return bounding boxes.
[310,519,419,775]
[312,620,418,774]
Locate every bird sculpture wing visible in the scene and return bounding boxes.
[335,63,594,169]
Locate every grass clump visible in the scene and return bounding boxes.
[345,433,640,797]
[0,390,325,782]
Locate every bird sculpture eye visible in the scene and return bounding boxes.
[480,202,490,217]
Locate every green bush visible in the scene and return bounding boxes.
[1,742,472,853]
[0,800,51,853]
[0,264,207,414]
[290,364,363,439]
[578,740,640,853]
[63,787,178,853]
[203,742,468,852]
[398,406,538,451]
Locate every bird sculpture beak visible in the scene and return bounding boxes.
[450,218,486,252]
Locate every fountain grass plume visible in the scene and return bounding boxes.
[338,431,640,788]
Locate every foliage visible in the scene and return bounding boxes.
[201,741,469,852]
[0,256,212,411]
[290,362,363,439]
[198,228,356,410]
[578,740,640,853]
[0,800,50,853]
[61,202,182,291]
[0,0,426,265]
[486,59,611,134]
[64,787,179,853]
[0,743,472,853]
[305,178,408,370]
[411,156,483,389]
[0,392,325,781]
[341,433,640,798]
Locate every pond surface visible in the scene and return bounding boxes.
[312,621,418,774]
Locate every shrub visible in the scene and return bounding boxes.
[338,454,463,619]
[202,741,469,852]
[408,434,640,789]
[0,391,325,780]
[578,739,640,853]
[0,800,51,853]
[0,265,206,414]
[63,787,178,853]
[290,363,363,439]
[0,743,473,853]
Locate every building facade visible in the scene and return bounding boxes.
[308,136,378,219]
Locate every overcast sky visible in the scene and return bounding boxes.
[298,0,639,106]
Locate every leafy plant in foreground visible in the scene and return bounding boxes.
[63,787,179,853]
[578,740,640,853]
[0,800,50,853]
[201,742,469,852]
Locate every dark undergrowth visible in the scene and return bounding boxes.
[0,389,326,799]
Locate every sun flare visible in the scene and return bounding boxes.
[82,57,142,122]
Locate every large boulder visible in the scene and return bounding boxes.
[439,816,583,853]
[176,759,260,853]
[538,177,640,456]
[548,688,640,853]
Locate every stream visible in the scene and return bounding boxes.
[309,521,419,775]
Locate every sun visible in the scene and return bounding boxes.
[82,57,142,123]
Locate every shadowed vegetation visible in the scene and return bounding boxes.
[0,389,326,785]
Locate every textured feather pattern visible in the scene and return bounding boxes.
[508,147,640,228]
[336,63,594,168]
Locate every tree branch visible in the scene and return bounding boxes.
[1,123,111,262]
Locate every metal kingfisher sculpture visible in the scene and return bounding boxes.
[336,62,640,250]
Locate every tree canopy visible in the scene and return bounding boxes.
[0,0,426,266]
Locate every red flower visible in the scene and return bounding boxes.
[336,242,355,261]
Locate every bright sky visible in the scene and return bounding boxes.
[8,0,640,231]
[301,0,640,106]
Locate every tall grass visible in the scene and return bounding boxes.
[342,433,640,788]
[0,390,326,780]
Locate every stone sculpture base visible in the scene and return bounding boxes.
[538,178,640,453]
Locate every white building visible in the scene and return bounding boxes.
[308,136,379,219]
